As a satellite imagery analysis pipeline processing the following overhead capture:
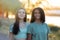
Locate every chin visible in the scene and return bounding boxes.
[36,17,40,19]
[19,17,24,19]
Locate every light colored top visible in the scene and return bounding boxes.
[27,22,51,40]
[9,22,29,40]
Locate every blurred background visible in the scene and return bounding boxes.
[0,0,60,40]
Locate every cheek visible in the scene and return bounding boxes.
[34,13,40,17]
[18,13,26,18]
[21,14,25,18]
[23,14,25,16]
[18,13,20,16]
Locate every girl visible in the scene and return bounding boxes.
[9,8,29,40]
[27,7,51,40]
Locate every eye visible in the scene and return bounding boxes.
[34,12,38,14]
[18,12,21,13]
[22,12,25,14]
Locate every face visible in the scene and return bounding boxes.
[18,9,26,19]
[34,9,40,19]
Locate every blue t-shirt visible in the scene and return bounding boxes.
[9,22,29,39]
[27,22,51,40]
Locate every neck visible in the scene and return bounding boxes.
[35,19,41,23]
[19,19,24,23]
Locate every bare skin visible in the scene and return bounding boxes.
[9,32,14,40]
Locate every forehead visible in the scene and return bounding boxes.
[18,9,25,12]
[34,9,40,13]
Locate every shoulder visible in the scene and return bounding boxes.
[9,23,14,32]
[26,22,30,25]
[42,23,49,28]
[28,22,34,26]
[27,22,35,28]
[43,23,50,29]
[9,23,14,29]
[43,23,48,26]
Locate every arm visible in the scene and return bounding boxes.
[46,24,55,39]
[9,24,14,40]
[27,33,32,40]
[27,24,33,40]
[9,32,14,40]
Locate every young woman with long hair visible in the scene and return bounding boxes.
[9,8,29,40]
[27,7,51,40]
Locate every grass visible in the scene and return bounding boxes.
[49,26,60,40]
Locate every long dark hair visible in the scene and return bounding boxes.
[31,7,45,23]
[12,8,27,35]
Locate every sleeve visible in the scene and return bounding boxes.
[46,24,52,34]
[9,24,13,32]
[27,24,33,34]
[26,22,30,27]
